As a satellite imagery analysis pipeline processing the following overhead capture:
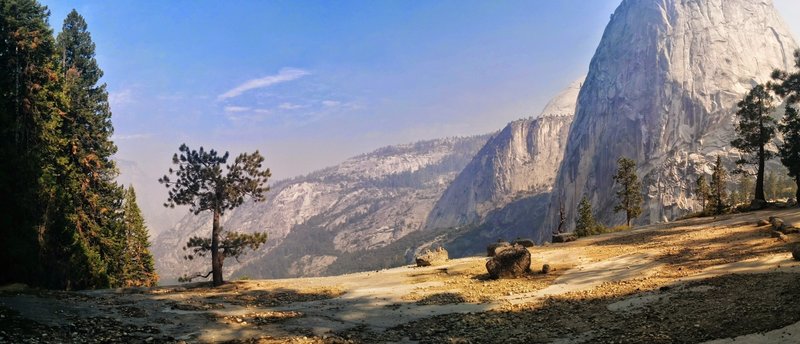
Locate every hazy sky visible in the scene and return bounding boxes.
[41,0,800,233]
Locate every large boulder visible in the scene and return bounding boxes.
[415,247,449,267]
[552,232,577,243]
[486,245,531,279]
[487,241,512,257]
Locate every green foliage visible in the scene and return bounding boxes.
[119,186,158,287]
[612,157,643,227]
[575,196,603,237]
[160,144,271,286]
[709,156,729,215]
[731,84,775,201]
[771,49,800,202]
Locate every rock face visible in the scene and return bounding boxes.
[546,0,798,232]
[486,245,531,279]
[425,78,582,243]
[152,136,489,282]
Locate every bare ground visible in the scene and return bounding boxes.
[1,208,799,343]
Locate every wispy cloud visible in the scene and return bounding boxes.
[218,68,310,100]
[114,133,152,141]
[109,89,133,106]
[321,100,341,107]
[224,106,251,113]
[278,102,307,110]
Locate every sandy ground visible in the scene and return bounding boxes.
[1,208,799,343]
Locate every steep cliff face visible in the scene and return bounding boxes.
[546,0,798,232]
[424,79,582,237]
[152,136,489,281]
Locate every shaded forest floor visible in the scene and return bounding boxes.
[2,208,800,343]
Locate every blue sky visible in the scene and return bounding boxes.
[41,0,800,232]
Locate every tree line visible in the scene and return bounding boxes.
[575,51,800,236]
[0,1,155,289]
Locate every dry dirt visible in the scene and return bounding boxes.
[1,208,799,343]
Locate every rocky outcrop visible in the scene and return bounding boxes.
[152,136,489,282]
[415,247,449,267]
[545,0,798,232]
[425,79,582,242]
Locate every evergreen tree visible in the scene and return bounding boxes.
[52,9,124,289]
[160,144,271,286]
[695,175,710,214]
[120,186,157,287]
[0,0,65,286]
[575,196,602,237]
[709,156,729,215]
[770,50,800,203]
[612,157,643,227]
[731,84,775,203]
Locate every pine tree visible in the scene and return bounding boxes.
[0,0,65,287]
[709,156,729,215]
[695,175,710,214]
[575,196,602,237]
[770,50,800,203]
[731,84,775,203]
[53,9,125,289]
[612,157,643,227]
[120,186,157,287]
[160,144,271,286]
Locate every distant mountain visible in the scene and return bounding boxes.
[545,0,799,231]
[424,79,582,246]
[152,135,490,282]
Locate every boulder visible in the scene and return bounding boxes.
[486,245,531,279]
[771,217,786,232]
[487,241,511,257]
[749,199,768,210]
[415,247,449,267]
[541,264,551,274]
[788,198,797,206]
[513,238,536,247]
[756,219,770,226]
[552,232,577,243]
[792,244,800,261]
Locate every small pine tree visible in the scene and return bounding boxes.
[709,156,729,215]
[120,186,158,287]
[575,196,602,237]
[612,157,643,227]
[695,175,710,214]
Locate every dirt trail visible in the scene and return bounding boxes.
[1,208,799,343]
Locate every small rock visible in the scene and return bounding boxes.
[792,244,800,261]
[777,232,789,242]
[771,230,784,238]
[771,217,786,231]
[757,219,770,226]
[512,238,536,247]
[145,337,154,343]
[552,233,577,243]
[541,264,551,274]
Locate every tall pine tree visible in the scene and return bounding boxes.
[695,175,710,214]
[731,84,775,204]
[53,9,125,289]
[771,51,800,203]
[0,0,65,286]
[612,157,643,227]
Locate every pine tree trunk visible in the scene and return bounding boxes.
[211,209,223,286]
[755,145,766,201]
